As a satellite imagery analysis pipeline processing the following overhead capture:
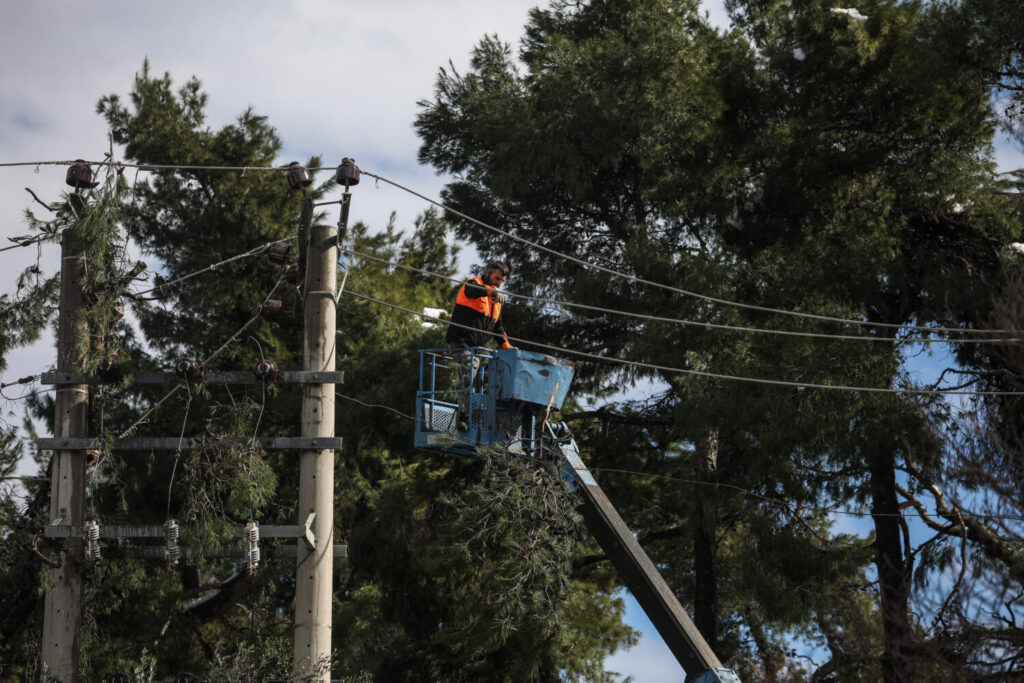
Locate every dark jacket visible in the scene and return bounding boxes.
[446,276,512,349]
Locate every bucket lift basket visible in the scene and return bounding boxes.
[414,347,573,458]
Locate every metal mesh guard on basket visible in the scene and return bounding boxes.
[497,409,522,441]
[423,400,457,433]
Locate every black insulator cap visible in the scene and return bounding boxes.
[267,241,291,265]
[286,161,313,190]
[97,359,121,383]
[175,358,202,381]
[335,157,360,187]
[66,159,99,189]
[260,299,283,321]
[253,360,278,383]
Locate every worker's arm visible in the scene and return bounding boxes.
[462,278,491,299]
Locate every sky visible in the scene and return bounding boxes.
[0,2,734,681]
[3,3,1024,682]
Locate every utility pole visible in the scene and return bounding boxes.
[293,200,338,680]
[41,189,90,682]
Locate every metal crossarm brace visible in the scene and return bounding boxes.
[40,371,344,386]
[38,436,343,451]
[44,524,311,539]
[110,546,348,560]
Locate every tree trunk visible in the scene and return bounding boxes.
[870,451,914,682]
[693,433,719,651]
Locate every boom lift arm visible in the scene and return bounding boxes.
[415,348,740,683]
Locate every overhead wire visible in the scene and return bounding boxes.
[331,387,1022,525]
[359,169,1020,337]
[132,237,297,297]
[3,158,1018,335]
[118,273,288,438]
[340,288,1024,396]
[341,245,1018,346]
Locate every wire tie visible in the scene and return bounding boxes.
[305,290,338,305]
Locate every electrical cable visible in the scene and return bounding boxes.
[340,288,1024,396]
[360,169,1020,336]
[5,158,1016,335]
[340,245,1018,346]
[119,274,288,438]
[132,237,296,297]
[0,229,69,253]
[333,387,1019,524]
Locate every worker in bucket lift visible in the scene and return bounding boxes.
[446,261,515,430]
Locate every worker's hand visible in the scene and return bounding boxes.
[491,290,509,305]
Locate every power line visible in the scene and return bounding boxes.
[360,169,1019,337]
[132,237,296,297]
[118,274,288,439]
[327,391,1024,525]
[5,159,1016,335]
[0,229,69,254]
[341,288,1024,396]
[0,160,298,173]
[341,245,1018,346]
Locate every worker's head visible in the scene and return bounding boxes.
[483,261,510,288]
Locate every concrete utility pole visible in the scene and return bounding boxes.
[42,193,90,682]
[294,203,338,680]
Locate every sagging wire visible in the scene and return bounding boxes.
[342,288,1024,396]
[339,245,1017,346]
[132,238,296,299]
[119,273,288,439]
[248,336,270,523]
[359,168,1021,337]
[166,385,194,517]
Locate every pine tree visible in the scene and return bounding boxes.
[414,0,1021,679]
[1,61,638,680]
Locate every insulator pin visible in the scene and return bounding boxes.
[267,241,291,265]
[335,157,360,187]
[259,299,283,321]
[286,161,313,190]
[176,358,202,381]
[246,521,260,574]
[97,358,121,383]
[84,520,101,561]
[164,518,181,567]
[253,360,278,383]
[66,159,98,189]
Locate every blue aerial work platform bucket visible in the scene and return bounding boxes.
[412,346,741,682]
[414,347,575,458]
